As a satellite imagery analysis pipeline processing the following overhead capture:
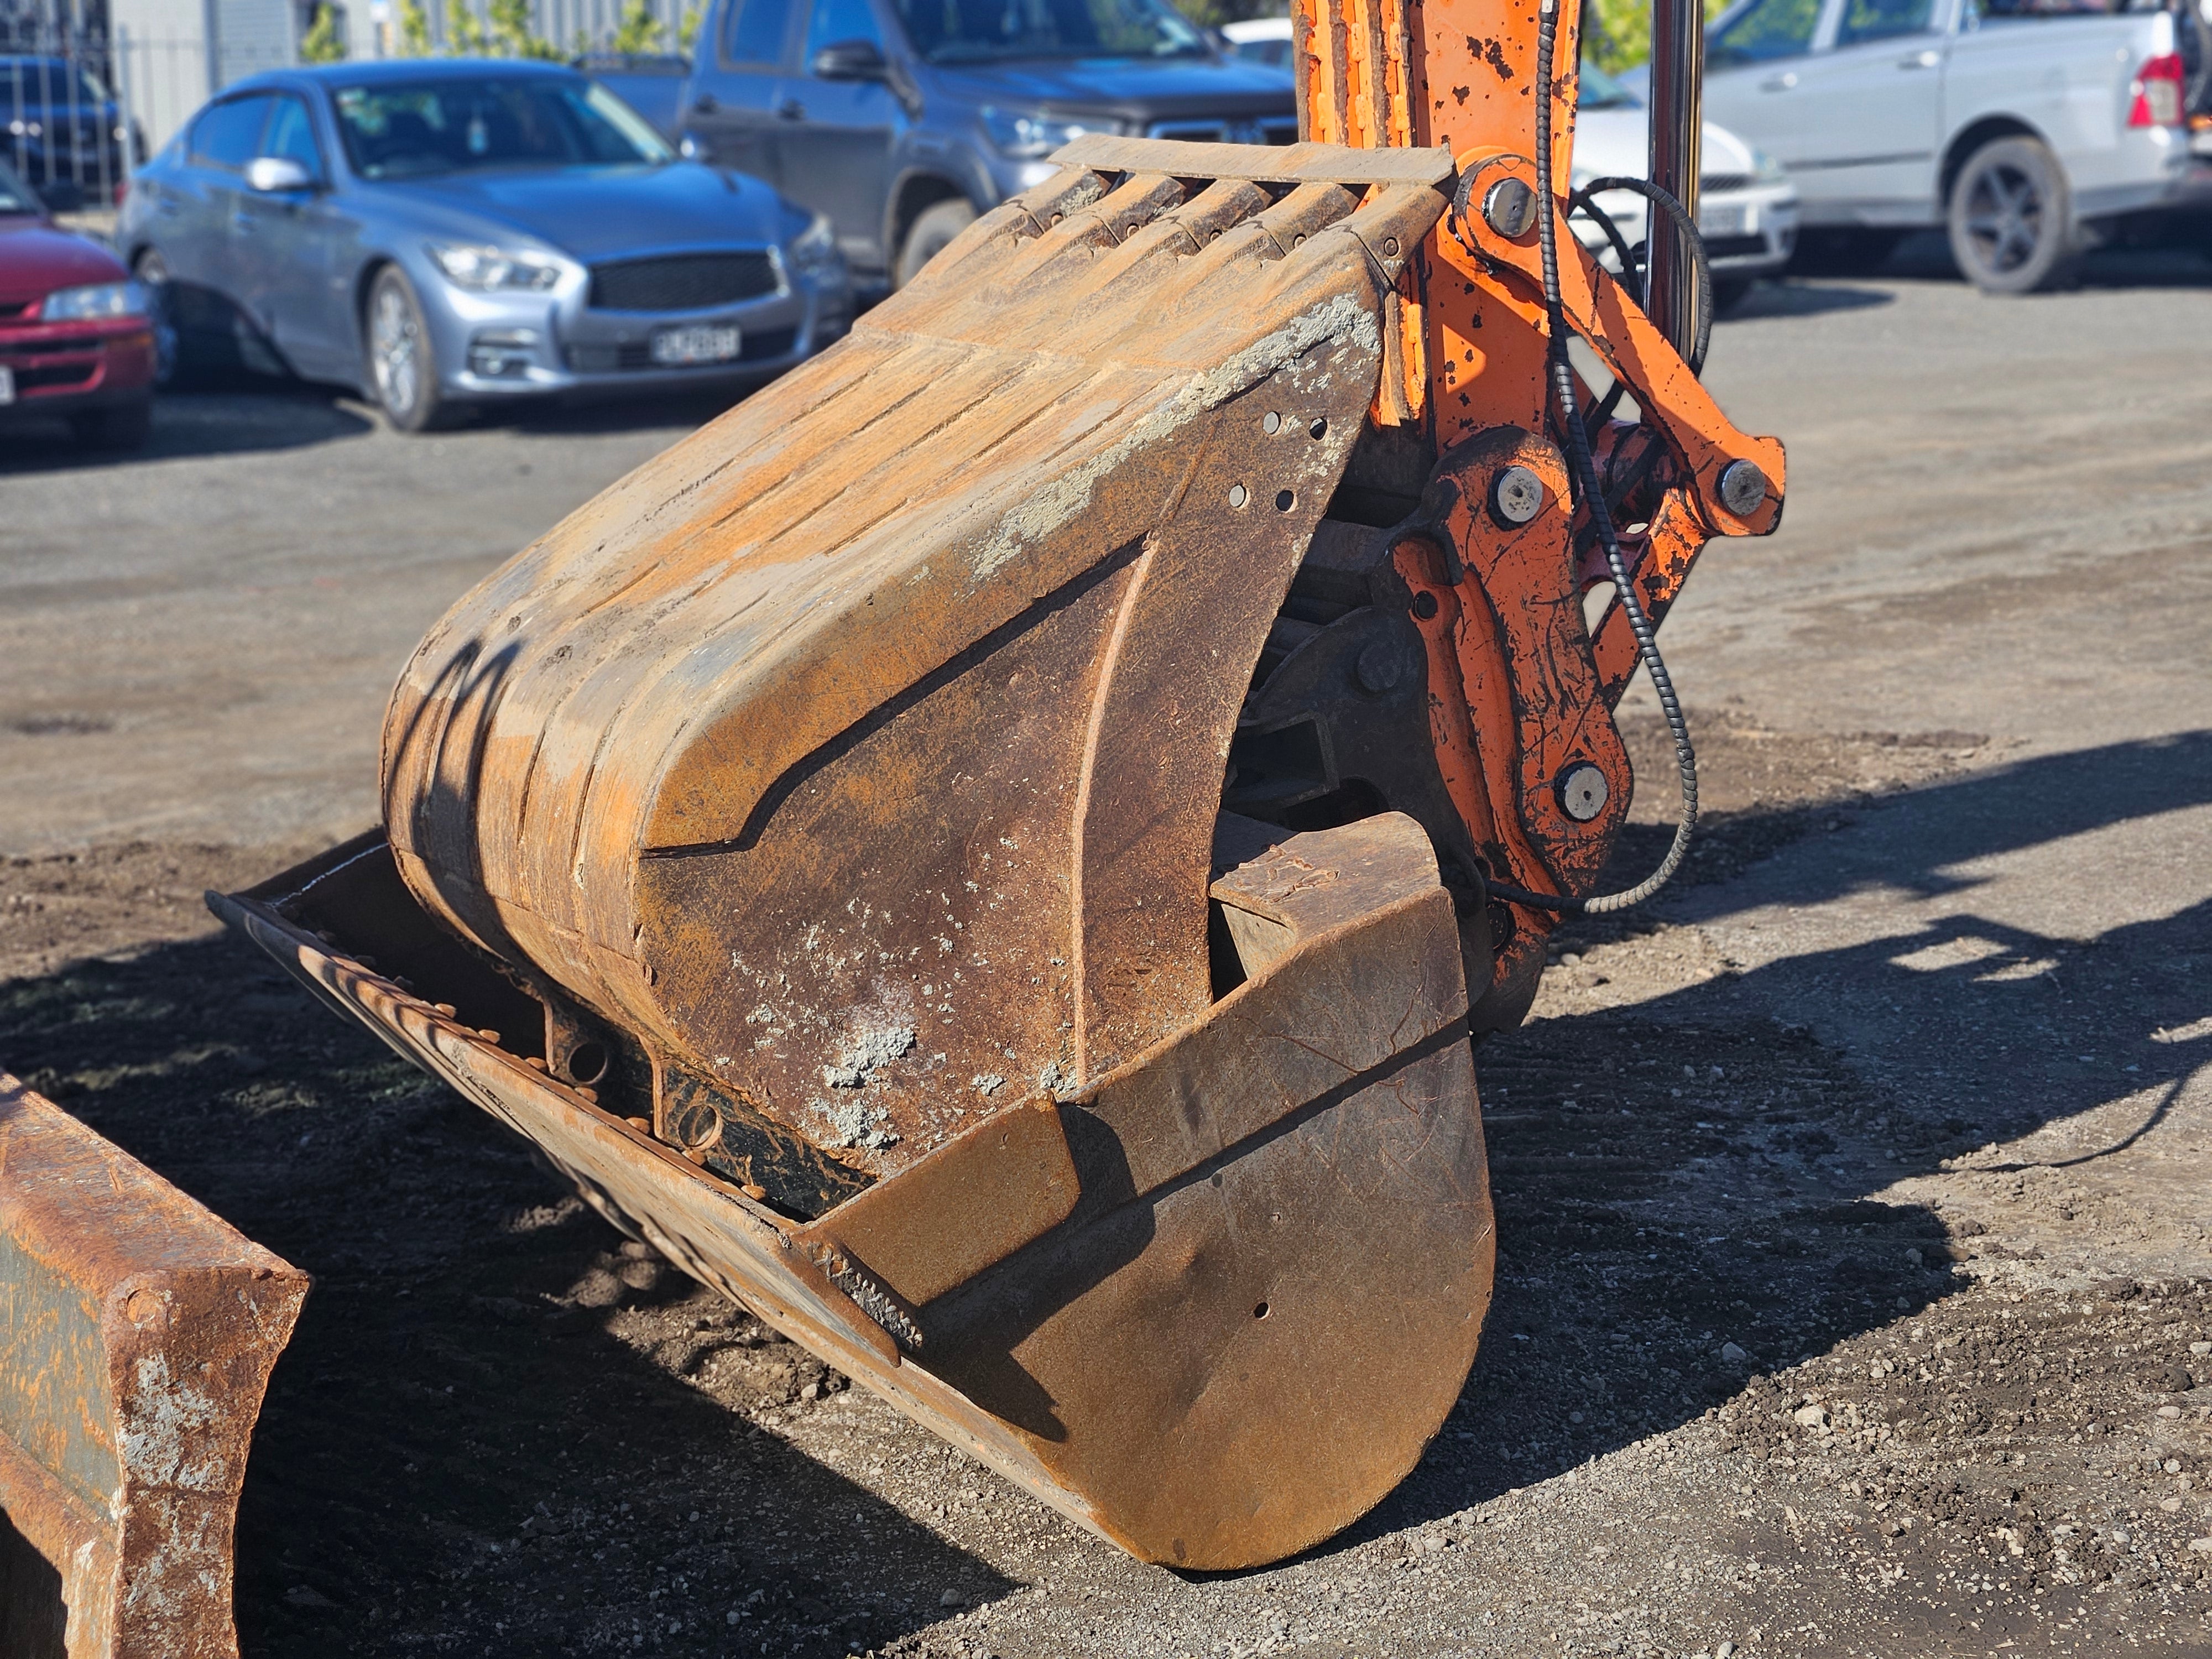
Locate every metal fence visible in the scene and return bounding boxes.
[0,0,695,195]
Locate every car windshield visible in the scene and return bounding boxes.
[331,77,672,180]
[1579,61,1639,107]
[1,59,108,109]
[895,0,1209,64]
[0,157,39,213]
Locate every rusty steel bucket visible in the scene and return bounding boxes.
[216,139,1496,1569]
[0,1073,307,1658]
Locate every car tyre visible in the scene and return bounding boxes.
[364,265,456,433]
[1948,135,2077,295]
[896,199,977,288]
[132,248,182,388]
[69,401,153,450]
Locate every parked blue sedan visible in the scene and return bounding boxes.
[116,59,852,430]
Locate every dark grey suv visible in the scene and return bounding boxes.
[677,0,1296,298]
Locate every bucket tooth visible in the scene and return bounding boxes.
[0,1074,307,1659]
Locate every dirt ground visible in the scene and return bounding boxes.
[3,243,2209,1658]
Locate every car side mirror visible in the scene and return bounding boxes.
[810,38,889,81]
[245,155,315,193]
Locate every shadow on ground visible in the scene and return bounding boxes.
[1333,732,2212,1550]
[0,733,2205,1646]
[0,367,753,475]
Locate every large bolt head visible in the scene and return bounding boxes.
[1557,762,1610,823]
[1492,464,1546,526]
[1482,176,1538,239]
[1718,459,1768,517]
[1355,638,1411,695]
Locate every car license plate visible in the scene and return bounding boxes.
[1699,202,1751,238]
[0,366,13,406]
[650,325,742,367]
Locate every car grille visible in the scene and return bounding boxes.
[1146,117,1298,146]
[565,326,799,374]
[1700,174,1751,193]
[1703,233,1769,260]
[587,253,780,312]
[13,361,97,391]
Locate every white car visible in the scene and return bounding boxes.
[1222,17,1295,68]
[1208,25,1796,310]
[1572,61,1799,311]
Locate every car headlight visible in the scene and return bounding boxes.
[981,107,1103,160]
[1751,147,1788,185]
[41,280,145,321]
[786,212,842,282]
[427,243,566,292]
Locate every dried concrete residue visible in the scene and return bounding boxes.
[812,1022,916,1148]
[820,1025,916,1090]
[972,1073,1006,1096]
[812,1095,899,1151]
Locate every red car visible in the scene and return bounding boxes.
[0,157,155,448]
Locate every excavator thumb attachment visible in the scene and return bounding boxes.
[0,1073,307,1658]
[217,142,1494,1569]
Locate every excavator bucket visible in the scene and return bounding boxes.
[0,1073,307,1658]
[213,143,1491,1571]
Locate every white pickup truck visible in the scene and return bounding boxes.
[1687,0,2212,290]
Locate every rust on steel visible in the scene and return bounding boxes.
[0,1073,308,1658]
[215,808,1486,1568]
[215,0,1787,1569]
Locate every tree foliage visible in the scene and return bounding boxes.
[299,1,347,60]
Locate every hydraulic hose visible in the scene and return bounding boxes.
[1484,1,1700,916]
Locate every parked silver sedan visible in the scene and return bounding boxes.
[117,59,852,430]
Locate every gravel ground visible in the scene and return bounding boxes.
[3,247,2210,1658]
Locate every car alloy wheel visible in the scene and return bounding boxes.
[365,267,450,432]
[1948,135,2075,296]
[132,249,180,387]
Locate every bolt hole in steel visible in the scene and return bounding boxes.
[1483,176,1538,238]
[1275,489,1296,512]
[1381,237,1400,257]
[1717,459,1767,516]
[564,1041,609,1086]
[1308,416,1328,440]
[1254,1301,1271,1319]
[1411,591,1439,620]
[1491,463,1546,525]
[1557,762,1610,823]
[1229,483,1249,508]
[1262,410,1282,434]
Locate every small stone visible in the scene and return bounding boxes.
[800,1381,821,1402]
[1570,1410,1585,1423]
[941,1589,966,1607]
[2190,1342,2211,1357]
[2163,1497,2185,1512]
[284,1585,336,1609]
[1794,1404,1830,1431]
[1906,1247,1924,1267]
[2159,1405,2183,1419]
[2110,1528,2132,1545]
[1717,1645,1736,1659]
[2189,1537,2212,1554]
[1721,1342,1748,1365]
[726,1610,742,1626]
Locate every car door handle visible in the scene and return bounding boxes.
[1897,49,1939,67]
[1759,71,1798,91]
[692,91,717,113]
[777,97,806,120]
